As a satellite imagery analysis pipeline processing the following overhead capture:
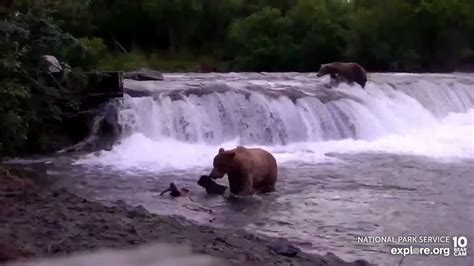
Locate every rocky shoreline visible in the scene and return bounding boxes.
[0,165,372,265]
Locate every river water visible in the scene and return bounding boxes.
[18,73,474,265]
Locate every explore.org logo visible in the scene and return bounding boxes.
[356,235,468,257]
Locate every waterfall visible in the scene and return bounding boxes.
[118,73,474,145]
[75,72,474,171]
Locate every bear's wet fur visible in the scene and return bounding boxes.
[208,146,278,196]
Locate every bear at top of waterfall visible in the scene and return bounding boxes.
[316,62,367,88]
[208,146,278,196]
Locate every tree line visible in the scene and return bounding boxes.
[6,0,473,72]
[1,0,473,155]
[44,0,474,72]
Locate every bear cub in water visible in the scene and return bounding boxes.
[208,146,278,196]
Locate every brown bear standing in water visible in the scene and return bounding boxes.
[208,146,277,196]
[317,62,367,88]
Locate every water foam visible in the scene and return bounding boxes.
[76,135,240,172]
[76,109,473,172]
[266,109,474,163]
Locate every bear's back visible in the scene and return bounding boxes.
[323,62,367,88]
[238,147,276,173]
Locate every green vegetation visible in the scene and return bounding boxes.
[7,0,471,73]
[52,0,474,72]
[0,4,96,155]
[1,0,473,155]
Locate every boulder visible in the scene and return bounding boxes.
[42,55,62,73]
[41,55,71,83]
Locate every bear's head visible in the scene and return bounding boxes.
[209,148,235,179]
[316,63,338,78]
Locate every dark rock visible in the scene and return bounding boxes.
[83,72,123,104]
[124,87,153,97]
[127,205,150,219]
[268,240,301,257]
[124,68,164,81]
[96,102,121,147]
[197,175,228,195]
[57,101,121,153]
[354,259,372,266]
[199,226,214,233]
[325,252,373,266]
[214,237,227,244]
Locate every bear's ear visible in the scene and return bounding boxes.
[218,148,225,154]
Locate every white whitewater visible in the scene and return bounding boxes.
[76,73,474,171]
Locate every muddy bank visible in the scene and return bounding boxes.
[0,166,371,266]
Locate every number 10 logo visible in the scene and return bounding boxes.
[453,236,467,257]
